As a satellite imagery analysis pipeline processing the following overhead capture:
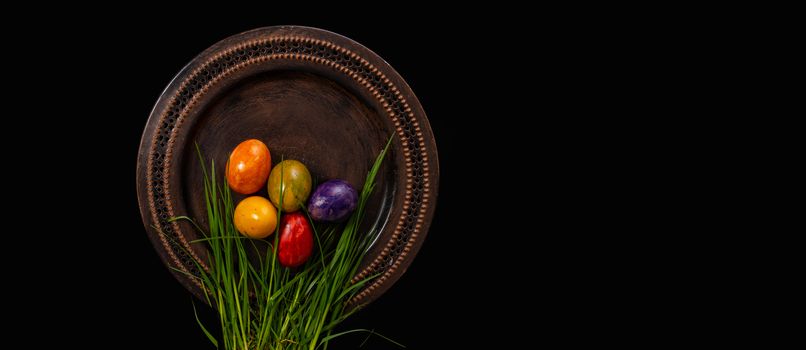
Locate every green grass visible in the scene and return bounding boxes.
[163,136,398,349]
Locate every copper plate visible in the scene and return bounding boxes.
[136,26,438,306]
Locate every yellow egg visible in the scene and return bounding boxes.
[233,196,277,239]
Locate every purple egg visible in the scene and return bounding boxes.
[308,179,358,222]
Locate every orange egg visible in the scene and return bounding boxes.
[227,139,271,194]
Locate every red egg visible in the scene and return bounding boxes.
[277,212,314,267]
[227,139,271,194]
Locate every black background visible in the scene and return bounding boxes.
[9,8,717,348]
[37,13,546,349]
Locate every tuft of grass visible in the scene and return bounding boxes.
[164,136,399,349]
